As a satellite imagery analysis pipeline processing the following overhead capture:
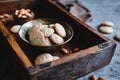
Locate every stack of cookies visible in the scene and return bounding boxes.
[28,22,67,46]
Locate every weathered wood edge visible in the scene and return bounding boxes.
[0,22,33,68]
[48,0,110,41]
[27,40,116,75]
[28,40,116,80]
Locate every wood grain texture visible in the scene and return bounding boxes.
[0,0,21,14]
[0,22,32,68]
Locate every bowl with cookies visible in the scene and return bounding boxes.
[19,18,73,51]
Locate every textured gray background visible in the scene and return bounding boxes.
[77,0,120,80]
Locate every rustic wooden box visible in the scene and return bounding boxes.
[0,0,21,14]
[0,0,116,80]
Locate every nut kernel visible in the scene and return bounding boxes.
[61,48,69,54]
[115,33,120,41]
[98,26,113,34]
[98,77,106,80]
[101,21,114,27]
[73,48,79,52]
[90,75,97,80]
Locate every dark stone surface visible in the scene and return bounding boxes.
[77,0,120,80]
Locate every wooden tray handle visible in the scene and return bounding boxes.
[0,22,33,68]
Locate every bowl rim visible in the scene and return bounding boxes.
[19,18,74,47]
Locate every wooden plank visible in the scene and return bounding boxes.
[0,22,32,68]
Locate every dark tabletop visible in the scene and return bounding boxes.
[77,0,120,80]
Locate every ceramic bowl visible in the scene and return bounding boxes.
[19,18,73,52]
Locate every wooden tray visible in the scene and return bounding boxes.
[0,0,116,80]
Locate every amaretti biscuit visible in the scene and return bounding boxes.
[50,33,64,44]
[10,25,22,33]
[54,23,66,37]
[35,53,53,65]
